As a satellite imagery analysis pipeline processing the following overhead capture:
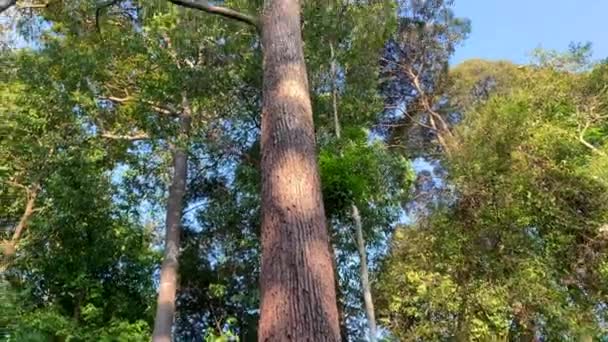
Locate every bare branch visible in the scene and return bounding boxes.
[104,95,132,103]
[99,96,180,117]
[96,0,122,34]
[579,121,607,157]
[168,0,259,29]
[384,104,439,132]
[101,131,149,141]
[0,0,47,14]
[16,1,47,9]
[0,0,16,14]
[404,65,454,148]
[5,179,29,192]
[147,103,178,116]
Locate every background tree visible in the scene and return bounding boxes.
[376,53,608,341]
[0,46,156,340]
[379,0,470,156]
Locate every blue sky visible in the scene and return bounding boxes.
[451,0,608,65]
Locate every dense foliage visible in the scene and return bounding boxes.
[376,59,608,341]
[1,0,607,341]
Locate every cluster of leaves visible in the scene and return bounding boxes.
[320,128,411,226]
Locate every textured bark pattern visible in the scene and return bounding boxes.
[352,204,377,342]
[258,0,340,340]
[152,106,191,342]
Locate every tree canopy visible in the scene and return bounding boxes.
[1,0,607,341]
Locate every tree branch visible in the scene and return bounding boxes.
[383,104,438,132]
[16,1,47,9]
[99,96,180,117]
[104,95,132,103]
[579,121,607,157]
[96,0,122,34]
[101,131,149,141]
[147,103,179,116]
[403,65,455,153]
[167,0,259,29]
[0,0,16,14]
[5,179,29,192]
[3,183,40,257]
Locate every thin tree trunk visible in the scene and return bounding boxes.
[329,41,348,341]
[258,0,340,340]
[330,40,377,341]
[454,288,469,342]
[330,241,349,342]
[517,320,539,342]
[330,42,341,139]
[352,204,377,342]
[152,98,192,342]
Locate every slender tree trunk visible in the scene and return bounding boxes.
[152,99,192,342]
[455,288,469,342]
[352,204,377,342]
[330,40,377,341]
[329,42,341,139]
[517,320,539,342]
[329,241,349,342]
[329,41,349,342]
[258,0,340,340]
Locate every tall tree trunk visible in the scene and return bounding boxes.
[152,99,192,342]
[258,0,340,340]
[352,204,377,342]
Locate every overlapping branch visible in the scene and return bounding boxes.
[167,0,258,29]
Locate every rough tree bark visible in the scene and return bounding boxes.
[258,0,341,340]
[152,99,192,342]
